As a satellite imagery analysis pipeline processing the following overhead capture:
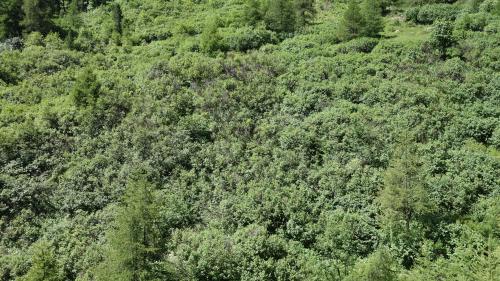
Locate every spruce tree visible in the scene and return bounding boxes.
[294,0,315,30]
[244,0,262,26]
[378,142,430,233]
[71,68,101,108]
[111,3,123,35]
[64,0,81,48]
[338,1,365,40]
[200,17,222,54]
[21,241,63,281]
[21,0,56,34]
[95,177,161,281]
[360,0,383,37]
[264,0,296,33]
[0,0,23,39]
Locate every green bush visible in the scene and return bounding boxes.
[407,4,463,24]
[221,26,277,52]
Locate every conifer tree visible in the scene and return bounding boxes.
[21,0,56,34]
[71,68,101,108]
[0,0,23,39]
[338,1,365,40]
[344,248,397,281]
[111,2,123,35]
[21,241,63,281]
[360,0,383,37]
[64,0,81,48]
[95,177,161,281]
[377,139,435,267]
[264,0,296,33]
[378,142,430,233]
[294,0,315,30]
[244,0,262,26]
[200,17,222,53]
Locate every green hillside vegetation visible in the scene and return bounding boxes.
[1,0,499,280]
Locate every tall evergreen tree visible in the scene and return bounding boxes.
[63,0,81,48]
[263,0,296,33]
[360,0,383,37]
[21,0,56,34]
[21,241,63,281]
[378,142,430,233]
[244,0,262,26]
[200,16,222,54]
[338,1,365,40]
[294,0,315,30]
[0,0,23,39]
[111,2,122,35]
[95,177,161,281]
[0,0,21,39]
[71,68,101,108]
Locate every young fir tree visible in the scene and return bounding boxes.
[377,138,435,268]
[0,0,23,39]
[21,241,63,281]
[71,68,101,108]
[360,0,383,37]
[95,177,161,281]
[200,17,222,54]
[112,3,123,35]
[64,0,81,48]
[378,142,430,234]
[264,0,296,33]
[244,0,262,26]
[294,0,315,30]
[344,248,398,281]
[338,1,365,40]
[21,0,56,34]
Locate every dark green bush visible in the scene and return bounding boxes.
[407,4,463,24]
[221,26,277,52]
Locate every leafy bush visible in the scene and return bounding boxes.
[334,37,379,54]
[407,4,463,24]
[221,26,277,52]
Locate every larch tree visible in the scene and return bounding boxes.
[360,0,384,37]
[95,177,162,281]
[338,1,365,40]
[21,241,63,281]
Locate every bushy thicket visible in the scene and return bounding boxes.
[1,0,499,280]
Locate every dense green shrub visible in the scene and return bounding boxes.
[1,1,499,281]
[406,4,463,24]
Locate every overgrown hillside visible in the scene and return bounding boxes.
[1,0,499,280]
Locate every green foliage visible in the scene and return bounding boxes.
[20,0,56,34]
[0,0,22,39]
[338,1,365,40]
[360,0,384,38]
[0,1,499,280]
[71,68,101,108]
[20,241,63,281]
[294,0,316,28]
[406,3,462,24]
[344,248,398,281]
[338,0,384,40]
[111,3,123,35]
[429,20,455,59]
[244,0,315,34]
[379,142,432,232]
[95,177,163,281]
[200,17,222,53]
[264,0,297,33]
